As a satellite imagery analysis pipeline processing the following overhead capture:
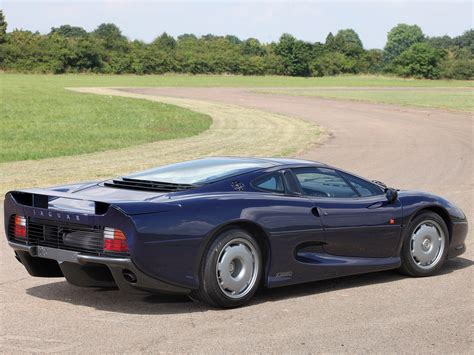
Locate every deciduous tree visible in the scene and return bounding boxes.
[0,10,7,44]
[275,33,312,76]
[392,42,444,78]
[332,29,364,57]
[50,25,87,38]
[384,24,424,61]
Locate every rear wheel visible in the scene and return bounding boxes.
[399,212,448,277]
[190,229,262,308]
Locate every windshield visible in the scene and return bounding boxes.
[124,158,273,185]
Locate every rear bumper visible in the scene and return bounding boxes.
[448,221,468,258]
[9,241,190,295]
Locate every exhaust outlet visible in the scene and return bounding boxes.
[122,269,137,283]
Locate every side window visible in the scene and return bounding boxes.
[253,173,285,193]
[293,168,358,198]
[339,172,384,197]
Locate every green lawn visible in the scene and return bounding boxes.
[0,75,211,163]
[2,73,472,88]
[1,73,472,163]
[256,88,474,111]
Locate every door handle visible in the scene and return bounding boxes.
[312,207,327,217]
[367,201,384,209]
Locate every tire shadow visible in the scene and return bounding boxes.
[25,256,472,314]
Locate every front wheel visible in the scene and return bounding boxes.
[190,229,262,308]
[399,212,449,277]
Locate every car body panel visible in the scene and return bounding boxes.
[311,196,403,258]
[4,157,468,295]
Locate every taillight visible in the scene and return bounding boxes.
[103,227,128,253]
[14,215,27,238]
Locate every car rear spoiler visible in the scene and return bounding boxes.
[6,189,181,215]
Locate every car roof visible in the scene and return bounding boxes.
[259,157,327,166]
[204,156,326,167]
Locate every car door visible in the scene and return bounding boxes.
[291,167,402,258]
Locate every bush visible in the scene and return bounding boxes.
[440,58,474,79]
[391,43,445,79]
[356,49,384,73]
[310,53,356,76]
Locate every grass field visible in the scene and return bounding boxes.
[256,88,474,112]
[0,87,320,195]
[1,73,472,164]
[2,73,473,88]
[1,75,211,163]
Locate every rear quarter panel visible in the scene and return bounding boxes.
[130,192,320,289]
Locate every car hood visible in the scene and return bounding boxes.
[397,189,436,198]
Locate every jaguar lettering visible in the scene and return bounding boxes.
[31,208,81,222]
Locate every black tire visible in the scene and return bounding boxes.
[190,228,262,308]
[399,212,449,277]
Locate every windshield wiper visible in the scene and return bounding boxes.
[372,180,387,189]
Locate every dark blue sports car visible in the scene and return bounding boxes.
[4,157,468,308]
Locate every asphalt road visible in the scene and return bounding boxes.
[1,88,472,353]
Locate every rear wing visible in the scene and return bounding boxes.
[8,189,110,214]
[5,189,181,216]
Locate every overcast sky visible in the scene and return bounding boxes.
[2,1,473,49]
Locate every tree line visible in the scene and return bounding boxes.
[0,10,472,79]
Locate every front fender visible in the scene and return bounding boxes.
[397,191,468,256]
[398,190,463,225]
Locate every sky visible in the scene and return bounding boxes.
[2,1,473,49]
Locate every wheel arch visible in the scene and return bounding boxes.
[409,205,452,241]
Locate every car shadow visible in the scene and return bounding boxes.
[26,257,472,314]
[254,256,473,304]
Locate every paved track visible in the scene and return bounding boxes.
[1,88,472,353]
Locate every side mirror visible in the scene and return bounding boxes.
[385,188,398,203]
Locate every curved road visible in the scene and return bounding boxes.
[126,88,472,211]
[1,88,472,353]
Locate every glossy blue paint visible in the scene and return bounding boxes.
[3,158,468,294]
